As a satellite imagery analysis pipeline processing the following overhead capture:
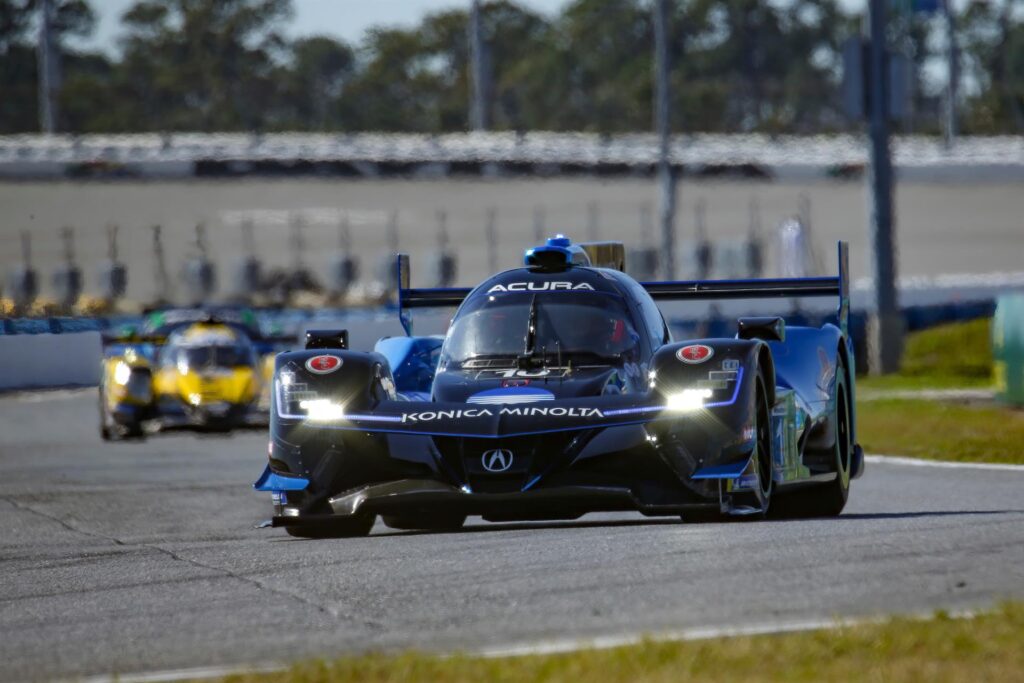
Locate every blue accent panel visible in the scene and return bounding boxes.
[468,387,555,403]
[252,464,309,492]
[691,455,753,480]
[374,336,443,394]
[521,474,543,492]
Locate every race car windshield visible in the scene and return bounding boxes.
[176,345,254,369]
[441,291,639,367]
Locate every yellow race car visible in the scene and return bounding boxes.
[100,312,281,439]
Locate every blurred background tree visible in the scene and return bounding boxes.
[2,0,1024,134]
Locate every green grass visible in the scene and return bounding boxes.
[857,373,992,392]
[859,317,994,392]
[852,317,1024,464]
[857,398,1024,464]
[215,604,1024,683]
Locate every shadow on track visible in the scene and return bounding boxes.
[837,509,1024,521]
[265,509,1024,541]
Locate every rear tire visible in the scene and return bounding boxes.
[771,359,852,519]
[382,514,466,532]
[285,513,375,539]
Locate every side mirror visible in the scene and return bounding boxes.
[738,317,785,342]
[305,329,349,350]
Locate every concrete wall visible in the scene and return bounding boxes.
[0,332,102,391]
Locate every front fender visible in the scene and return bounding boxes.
[649,338,768,410]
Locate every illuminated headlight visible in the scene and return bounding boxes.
[188,393,202,406]
[666,388,713,412]
[299,399,345,421]
[113,361,132,385]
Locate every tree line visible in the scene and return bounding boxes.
[1,0,1022,135]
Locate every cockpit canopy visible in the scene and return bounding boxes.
[162,324,256,372]
[439,289,640,369]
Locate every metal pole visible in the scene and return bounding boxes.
[37,0,62,133]
[653,0,677,280]
[468,0,489,131]
[942,0,958,148]
[867,0,903,374]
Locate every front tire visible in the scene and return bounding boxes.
[771,359,852,519]
[683,370,773,522]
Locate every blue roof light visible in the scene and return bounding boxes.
[524,234,591,269]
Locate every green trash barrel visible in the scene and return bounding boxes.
[994,294,1024,406]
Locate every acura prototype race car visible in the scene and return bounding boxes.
[255,236,864,537]
[99,309,290,439]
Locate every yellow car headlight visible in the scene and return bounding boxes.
[113,361,132,385]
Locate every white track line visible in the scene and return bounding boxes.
[77,662,286,683]
[866,454,1024,472]
[74,609,981,683]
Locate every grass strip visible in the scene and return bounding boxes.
[858,397,1024,464]
[215,603,1024,683]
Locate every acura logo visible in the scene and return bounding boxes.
[482,449,514,473]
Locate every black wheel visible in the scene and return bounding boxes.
[382,513,466,532]
[741,372,774,517]
[682,371,772,522]
[771,359,852,519]
[285,513,375,539]
[98,390,113,441]
[123,420,146,440]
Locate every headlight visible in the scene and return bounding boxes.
[113,361,132,385]
[299,399,345,421]
[666,388,713,412]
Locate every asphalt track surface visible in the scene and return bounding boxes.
[2,390,1024,682]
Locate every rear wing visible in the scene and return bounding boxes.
[397,241,850,336]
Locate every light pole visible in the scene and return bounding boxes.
[653,0,677,280]
[37,0,62,133]
[867,0,903,374]
[468,0,490,131]
[942,0,958,148]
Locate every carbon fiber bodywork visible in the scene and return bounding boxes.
[258,243,861,529]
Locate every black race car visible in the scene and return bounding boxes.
[255,236,863,537]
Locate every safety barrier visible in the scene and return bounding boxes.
[0,331,101,391]
[994,294,1024,406]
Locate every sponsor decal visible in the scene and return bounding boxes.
[677,344,714,364]
[305,355,342,374]
[501,378,531,387]
[722,358,740,371]
[400,406,605,422]
[477,367,569,380]
[482,449,514,473]
[486,281,595,294]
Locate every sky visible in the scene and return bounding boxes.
[76,0,572,55]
